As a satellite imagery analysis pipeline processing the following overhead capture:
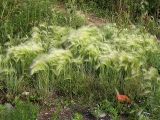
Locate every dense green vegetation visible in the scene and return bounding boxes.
[0,101,39,120]
[0,0,160,120]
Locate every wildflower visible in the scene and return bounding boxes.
[115,88,131,104]
[116,94,131,104]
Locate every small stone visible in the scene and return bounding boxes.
[99,113,106,118]
[5,103,13,111]
[22,91,29,96]
[45,112,49,115]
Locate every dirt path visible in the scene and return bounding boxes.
[38,103,110,120]
[54,2,107,27]
[85,13,107,26]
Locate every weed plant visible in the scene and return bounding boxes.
[0,1,160,118]
[0,23,159,118]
